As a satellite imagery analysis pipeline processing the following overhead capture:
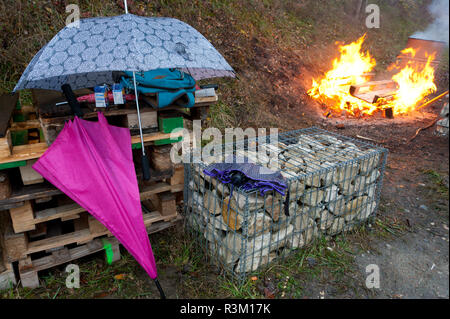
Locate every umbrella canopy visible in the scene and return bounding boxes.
[32,113,157,280]
[13,14,235,92]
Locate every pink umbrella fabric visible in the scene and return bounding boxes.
[33,113,158,281]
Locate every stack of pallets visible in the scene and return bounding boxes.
[0,88,217,289]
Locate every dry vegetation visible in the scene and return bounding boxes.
[1,0,445,129]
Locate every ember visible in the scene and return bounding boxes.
[308,35,443,117]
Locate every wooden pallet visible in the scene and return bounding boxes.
[18,237,119,289]
[3,206,177,260]
[0,129,184,167]
[2,179,184,233]
[0,90,214,168]
[349,80,398,104]
[17,212,183,289]
[39,107,158,145]
[0,103,48,168]
[1,184,181,288]
[2,182,184,256]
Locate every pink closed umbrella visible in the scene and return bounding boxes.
[33,112,165,298]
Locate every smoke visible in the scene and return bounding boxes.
[411,0,449,45]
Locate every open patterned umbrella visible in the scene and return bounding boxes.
[13,14,234,91]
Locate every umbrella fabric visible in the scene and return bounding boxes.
[32,112,157,279]
[13,14,234,92]
[203,155,288,196]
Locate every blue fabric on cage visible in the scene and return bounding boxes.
[203,155,287,196]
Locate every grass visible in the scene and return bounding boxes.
[423,169,449,197]
[217,234,360,299]
[1,223,368,299]
[419,169,449,216]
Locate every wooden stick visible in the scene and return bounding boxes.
[415,90,449,111]
[356,135,382,144]
[409,117,441,142]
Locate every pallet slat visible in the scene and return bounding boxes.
[349,80,398,104]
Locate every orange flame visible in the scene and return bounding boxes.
[386,48,437,115]
[308,35,437,117]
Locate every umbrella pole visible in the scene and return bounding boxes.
[132,71,151,180]
[154,278,166,299]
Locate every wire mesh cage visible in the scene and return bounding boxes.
[183,127,388,282]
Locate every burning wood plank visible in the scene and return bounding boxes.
[349,80,398,104]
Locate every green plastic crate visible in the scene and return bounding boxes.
[155,115,183,146]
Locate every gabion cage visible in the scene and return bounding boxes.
[183,127,388,281]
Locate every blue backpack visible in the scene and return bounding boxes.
[121,69,196,108]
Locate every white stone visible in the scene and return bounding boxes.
[188,191,203,208]
[267,157,281,171]
[320,162,337,186]
[208,213,230,231]
[292,212,316,231]
[219,232,243,265]
[440,101,449,117]
[284,158,302,172]
[328,195,346,215]
[366,183,376,199]
[358,200,377,221]
[316,134,342,146]
[203,190,222,215]
[192,173,205,193]
[324,184,339,202]
[247,231,272,257]
[260,143,282,155]
[367,169,380,184]
[342,196,369,222]
[287,232,305,249]
[271,210,293,232]
[287,180,306,199]
[291,202,323,219]
[327,217,346,236]
[245,212,272,237]
[359,152,380,175]
[281,169,297,179]
[297,135,318,148]
[236,252,277,273]
[271,224,295,251]
[188,180,198,192]
[334,163,360,184]
[204,222,225,242]
[302,189,325,206]
[303,223,320,243]
[232,190,266,210]
[304,173,321,187]
[318,210,335,230]
[210,177,230,197]
[338,178,355,195]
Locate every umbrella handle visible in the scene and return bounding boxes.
[142,153,151,180]
[154,278,166,299]
[61,84,83,117]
